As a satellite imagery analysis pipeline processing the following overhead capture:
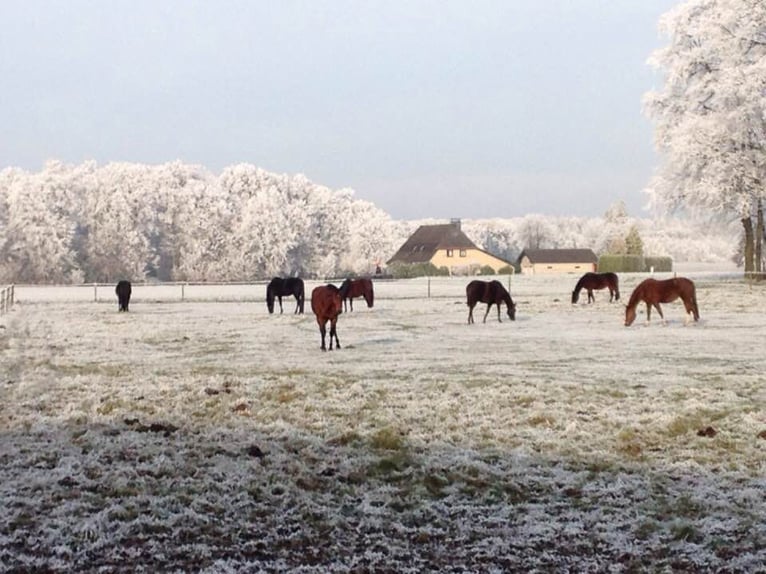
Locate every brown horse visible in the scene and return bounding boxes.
[339,278,374,312]
[624,277,699,326]
[311,284,343,350]
[466,279,516,324]
[572,272,619,304]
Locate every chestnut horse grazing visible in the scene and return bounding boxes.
[571,272,619,304]
[267,277,305,314]
[311,284,344,350]
[466,280,516,324]
[339,278,374,312]
[624,277,699,326]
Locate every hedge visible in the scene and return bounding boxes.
[597,255,673,273]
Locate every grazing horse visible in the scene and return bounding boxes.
[266,277,305,314]
[115,280,132,312]
[572,272,620,304]
[624,277,699,326]
[466,279,516,324]
[311,284,344,351]
[339,278,374,312]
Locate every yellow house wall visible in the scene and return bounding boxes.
[519,257,596,275]
[430,249,509,273]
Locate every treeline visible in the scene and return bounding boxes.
[0,161,739,284]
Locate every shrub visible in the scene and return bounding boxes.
[497,265,517,275]
[477,265,496,275]
[388,262,450,278]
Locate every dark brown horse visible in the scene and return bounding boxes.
[572,272,620,304]
[339,278,374,312]
[625,277,699,326]
[311,284,343,350]
[466,279,516,324]
[267,277,305,314]
[115,280,132,312]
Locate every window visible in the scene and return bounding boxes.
[446,249,454,257]
[459,250,467,257]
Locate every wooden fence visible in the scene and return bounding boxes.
[0,284,14,315]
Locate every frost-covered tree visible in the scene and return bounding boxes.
[625,225,645,256]
[76,163,156,282]
[0,162,82,283]
[644,0,766,273]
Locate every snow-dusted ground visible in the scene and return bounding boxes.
[1,270,765,572]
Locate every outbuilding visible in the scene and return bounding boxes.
[516,248,598,275]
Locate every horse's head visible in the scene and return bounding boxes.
[507,301,516,321]
[571,290,579,304]
[624,304,636,326]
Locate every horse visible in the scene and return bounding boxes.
[115,280,132,312]
[266,277,305,314]
[571,272,620,304]
[624,277,699,326]
[311,284,343,351]
[466,279,516,324]
[339,278,374,312]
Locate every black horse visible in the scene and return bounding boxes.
[115,280,132,312]
[466,279,516,324]
[266,277,305,314]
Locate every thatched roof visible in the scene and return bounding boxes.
[387,223,478,264]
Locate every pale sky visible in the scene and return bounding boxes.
[0,0,677,220]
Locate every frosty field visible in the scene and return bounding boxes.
[1,272,765,572]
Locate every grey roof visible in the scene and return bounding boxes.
[518,248,598,264]
[387,223,479,264]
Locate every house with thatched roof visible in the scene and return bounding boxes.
[517,248,598,275]
[387,220,513,275]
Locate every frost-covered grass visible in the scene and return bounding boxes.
[1,272,765,572]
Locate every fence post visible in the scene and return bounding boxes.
[181,283,185,301]
[94,283,98,302]
[427,277,431,299]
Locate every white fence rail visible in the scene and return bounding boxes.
[1,284,14,314]
[11,277,522,305]
[8,267,739,306]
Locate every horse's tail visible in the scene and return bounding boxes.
[367,281,374,308]
[297,282,305,313]
[613,275,620,301]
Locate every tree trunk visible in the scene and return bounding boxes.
[756,202,764,274]
[742,216,755,274]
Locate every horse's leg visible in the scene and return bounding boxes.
[588,289,594,304]
[319,323,327,351]
[496,303,502,322]
[645,303,652,324]
[278,296,284,314]
[654,303,666,325]
[330,317,341,350]
[483,304,491,323]
[349,298,354,312]
[467,303,474,324]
